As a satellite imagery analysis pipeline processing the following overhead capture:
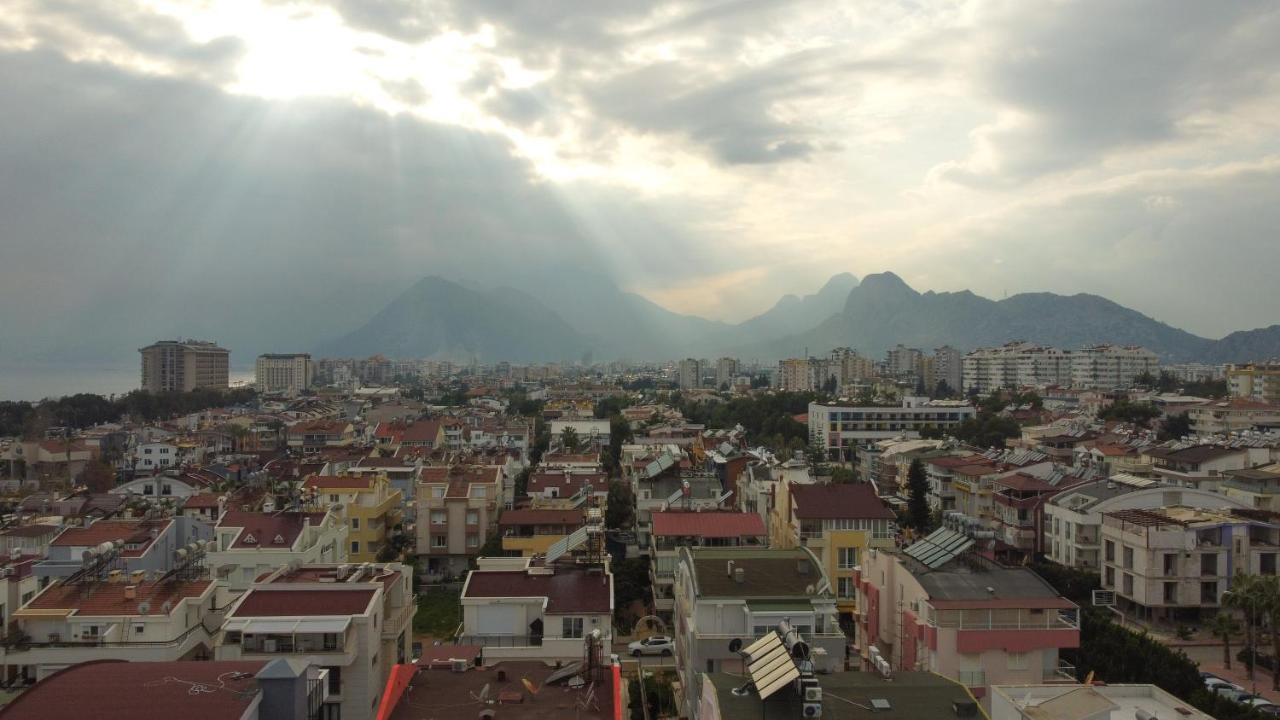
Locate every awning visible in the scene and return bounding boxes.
[746,601,814,614]
[294,618,351,634]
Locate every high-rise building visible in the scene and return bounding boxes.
[714,357,738,389]
[1070,344,1159,390]
[832,347,875,385]
[139,339,229,393]
[961,342,1072,393]
[255,353,314,395]
[932,345,962,393]
[678,358,702,389]
[885,344,924,378]
[1228,362,1280,403]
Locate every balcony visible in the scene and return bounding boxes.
[957,669,986,688]
[1047,660,1078,682]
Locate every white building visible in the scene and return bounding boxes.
[255,354,314,396]
[459,557,613,664]
[962,342,1073,393]
[1070,344,1159,390]
[991,683,1213,720]
[808,397,977,460]
[679,358,703,389]
[218,563,414,720]
[209,509,349,591]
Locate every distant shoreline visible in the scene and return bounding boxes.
[0,365,254,403]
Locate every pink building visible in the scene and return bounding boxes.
[856,532,1079,709]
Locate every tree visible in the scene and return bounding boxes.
[78,461,117,494]
[1224,574,1267,685]
[1160,412,1192,441]
[829,466,856,484]
[1098,400,1161,428]
[605,415,633,475]
[1210,611,1240,671]
[1261,575,1280,690]
[606,481,635,531]
[560,426,581,454]
[906,459,931,533]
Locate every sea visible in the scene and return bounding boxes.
[0,366,255,402]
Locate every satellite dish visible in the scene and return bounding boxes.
[728,638,743,654]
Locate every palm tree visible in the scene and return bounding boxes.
[1259,575,1280,691]
[1225,574,1267,686]
[1210,611,1240,670]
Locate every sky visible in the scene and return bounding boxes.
[2,0,1279,365]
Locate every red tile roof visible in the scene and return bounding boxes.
[499,509,585,527]
[789,483,895,520]
[0,524,59,538]
[464,569,611,614]
[651,511,766,538]
[217,511,328,549]
[928,455,991,470]
[0,660,268,720]
[304,475,374,490]
[991,473,1057,493]
[182,493,223,509]
[398,419,443,444]
[231,588,377,617]
[25,579,212,616]
[50,519,172,557]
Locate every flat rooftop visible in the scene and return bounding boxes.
[388,661,614,720]
[992,683,1212,720]
[903,554,1073,609]
[688,548,823,599]
[706,670,977,719]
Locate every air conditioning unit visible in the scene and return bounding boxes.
[805,686,823,702]
[452,659,467,673]
[802,701,823,717]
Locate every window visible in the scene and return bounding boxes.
[1007,652,1028,670]
[351,518,360,530]
[134,623,146,635]
[1123,573,1134,595]
[466,535,478,548]
[1104,540,1115,563]
[1163,553,1178,576]
[837,577,854,598]
[431,511,446,525]
[351,541,360,554]
[1164,582,1178,604]
[431,486,445,499]
[1201,553,1219,576]
[471,486,486,498]
[1122,546,1133,569]
[838,547,858,569]
[323,633,338,651]
[466,511,479,525]
[326,666,342,696]
[329,494,339,503]
[432,536,447,548]
[81,624,101,638]
[562,617,584,638]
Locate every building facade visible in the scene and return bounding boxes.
[809,398,977,461]
[1228,362,1280,403]
[139,340,230,393]
[256,353,314,395]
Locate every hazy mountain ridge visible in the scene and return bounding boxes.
[324,271,1280,364]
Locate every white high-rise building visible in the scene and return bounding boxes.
[933,345,962,393]
[678,358,702,389]
[961,342,1073,393]
[1070,345,1159,390]
[255,353,314,395]
[714,357,738,389]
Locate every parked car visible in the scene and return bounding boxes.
[628,636,674,657]
[1215,687,1256,703]
[1205,677,1243,693]
[1257,704,1280,717]
[1245,698,1277,709]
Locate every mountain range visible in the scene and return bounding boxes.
[318,272,1280,364]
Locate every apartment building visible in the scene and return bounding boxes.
[1187,398,1280,434]
[218,563,415,720]
[459,557,613,663]
[673,547,846,719]
[287,420,356,453]
[714,357,738,389]
[209,509,348,591]
[857,540,1079,708]
[1146,443,1271,491]
[649,511,766,620]
[139,339,230,393]
[416,465,503,578]
[3,658,333,720]
[1221,465,1280,511]
[255,353,314,396]
[962,343,1073,393]
[831,347,877,385]
[0,552,40,631]
[934,345,963,392]
[770,482,895,624]
[1069,344,1159,390]
[1101,506,1280,620]
[925,455,998,514]
[303,474,403,562]
[1228,362,1280,403]
[808,398,977,460]
[35,517,213,581]
[9,574,219,681]
[679,358,703,389]
[499,508,583,557]
[0,525,58,558]
[0,439,95,487]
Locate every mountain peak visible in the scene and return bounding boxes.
[818,272,859,293]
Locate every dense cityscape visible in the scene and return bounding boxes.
[0,337,1278,720]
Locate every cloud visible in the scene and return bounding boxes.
[937,0,1280,184]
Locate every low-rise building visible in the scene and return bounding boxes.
[809,398,977,461]
[1188,398,1280,434]
[1228,362,1280,404]
[303,474,403,562]
[857,537,1079,708]
[649,511,767,620]
[1101,506,1280,620]
[0,552,40,630]
[1221,465,1280,511]
[673,547,847,719]
[35,517,213,581]
[459,557,613,663]
[499,508,583,557]
[700,669,985,720]
[209,508,348,591]
[991,683,1213,720]
[1146,444,1270,491]
[218,563,414,720]
[8,575,219,681]
[416,466,503,578]
[287,420,356,453]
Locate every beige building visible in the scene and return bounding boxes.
[139,339,230,393]
[417,466,503,578]
[255,353,314,395]
[1070,344,1159,390]
[209,508,349,591]
[1228,362,1280,403]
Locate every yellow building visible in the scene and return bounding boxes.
[771,481,896,622]
[304,473,404,562]
[498,508,584,556]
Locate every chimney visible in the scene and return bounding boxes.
[733,567,746,584]
[124,585,137,600]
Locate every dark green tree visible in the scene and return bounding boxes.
[560,426,581,453]
[1160,412,1192,441]
[605,480,635,530]
[906,459,931,533]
